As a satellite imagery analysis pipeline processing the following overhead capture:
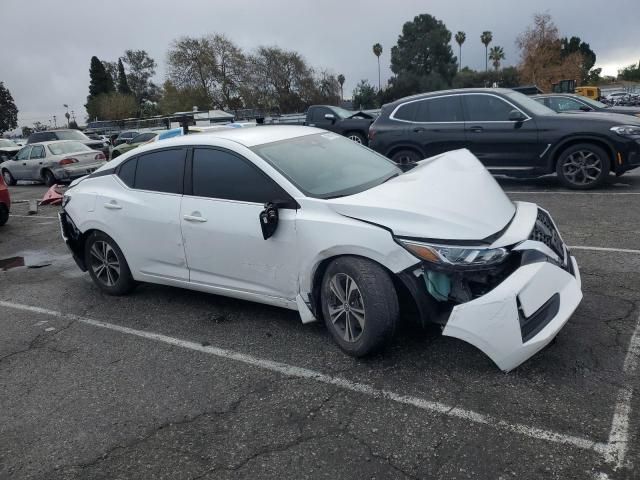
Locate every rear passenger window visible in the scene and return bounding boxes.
[393,102,417,121]
[415,96,463,122]
[192,148,288,203]
[463,95,515,121]
[117,158,137,187]
[134,149,185,194]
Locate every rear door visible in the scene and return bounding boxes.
[462,93,540,168]
[180,147,298,300]
[398,95,468,158]
[27,145,46,180]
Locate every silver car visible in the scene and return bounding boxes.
[0,141,107,186]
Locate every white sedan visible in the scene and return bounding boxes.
[1,140,107,186]
[59,126,582,371]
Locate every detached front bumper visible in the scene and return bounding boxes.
[442,256,581,371]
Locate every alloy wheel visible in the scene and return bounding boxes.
[327,273,366,343]
[89,241,121,287]
[348,134,363,144]
[3,171,12,184]
[561,150,602,186]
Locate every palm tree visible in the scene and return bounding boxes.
[372,43,383,91]
[337,74,345,102]
[489,46,505,71]
[480,31,493,72]
[455,31,466,72]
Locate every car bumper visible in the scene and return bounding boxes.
[52,161,105,180]
[59,211,87,271]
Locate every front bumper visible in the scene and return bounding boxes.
[442,256,581,371]
[59,211,87,271]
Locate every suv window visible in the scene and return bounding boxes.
[131,133,156,143]
[30,145,45,159]
[16,146,32,160]
[133,149,186,194]
[414,96,463,122]
[192,148,288,203]
[393,102,418,121]
[28,132,56,143]
[464,94,518,121]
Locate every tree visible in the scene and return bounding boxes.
[121,50,157,103]
[489,46,505,71]
[480,31,493,72]
[102,61,118,86]
[517,13,583,92]
[390,13,458,93]
[455,31,466,71]
[69,120,79,129]
[373,43,383,90]
[0,82,18,134]
[117,58,131,94]
[158,80,211,115]
[337,74,345,101]
[88,93,137,120]
[618,61,640,82]
[88,56,114,98]
[560,36,596,84]
[352,80,377,109]
[21,126,33,138]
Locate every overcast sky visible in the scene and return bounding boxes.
[1,0,638,131]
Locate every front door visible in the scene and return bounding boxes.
[180,147,298,300]
[461,93,541,168]
[10,146,32,180]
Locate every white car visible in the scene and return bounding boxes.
[59,126,582,371]
[1,140,107,186]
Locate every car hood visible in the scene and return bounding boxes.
[326,149,516,241]
[560,111,640,125]
[0,146,20,153]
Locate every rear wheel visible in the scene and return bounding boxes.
[346,131,366,145]
[42,169,57,187]
[321,256,399,357]
[391,149,420,166]
[84,231,136,295]
[2,169,16,186]
[556,143,610,189]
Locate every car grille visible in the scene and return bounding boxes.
[530,209,565,260]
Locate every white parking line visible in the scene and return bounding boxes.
[570,246,640,255]
[505,191,640,195]
[0,300,608,458]
[605,310,640,470]
[9,214,59,219]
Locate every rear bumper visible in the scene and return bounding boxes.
[442,257,581,371]
[52,161,105,180]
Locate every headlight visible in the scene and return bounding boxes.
[610,125,640,137]
[398,239,508,267]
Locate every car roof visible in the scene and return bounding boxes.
[25,140,87,146]
[386,88,518,106]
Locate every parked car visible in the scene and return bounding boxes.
[112,131,140,147]
[0,172,10,226]
[0,138,21,161]
[110,132,158,159]
[1,140,107,186]
[27,129,110,158]
[304,105,376,144]
[368,88,640,189]
[59,126,582,371]
[533,93,640,118]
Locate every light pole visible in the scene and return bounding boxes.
[53,115,57,128]
[63,104,71,128]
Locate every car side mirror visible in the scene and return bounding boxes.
[324,113,336,122]
[579,106,592,112]
[508,110,526,122]
[259,202,279,240]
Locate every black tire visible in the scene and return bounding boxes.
[555,143,610,189]
[320,256,399,357]
[391,149,421,165]
[84,231,136,296]
[42,169,57,187]
[345,131,366,145]
[2,169,16,186]
[0,204,8,226]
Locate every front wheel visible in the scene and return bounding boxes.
[346,131,366,145]
[391,149,420,166]
[84,232,136,295]
[2,169,16,186]
[321,257,399,357]
[556,144,610,189]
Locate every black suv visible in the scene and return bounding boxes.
[27,129,110,158]
[369,88,640,189]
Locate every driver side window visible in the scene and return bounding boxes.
[16,146,32,160]
[30,145,45,159]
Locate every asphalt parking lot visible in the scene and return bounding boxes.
[1,171,639,480]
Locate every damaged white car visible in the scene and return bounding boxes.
[59,126,582,371]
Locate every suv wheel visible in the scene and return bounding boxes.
[346,132,366,145]
[85,232,136,295]
[391,149,420,165]
[556,143,610,189]
[2,169,16,186]
[321,257,399,357]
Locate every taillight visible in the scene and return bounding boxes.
[59,158,78,165]
[95,152,106,160]
[368,129,377,141]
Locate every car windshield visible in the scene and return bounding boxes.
[0,139,18,147]
[332,107,355,119]
[506,91,556,115]
[48,141,91,155]
[252,132,401,199]
[55,130,90,141]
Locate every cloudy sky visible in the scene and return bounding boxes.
[1,0,638,131]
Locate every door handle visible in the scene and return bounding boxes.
[413,127,425,133]
[469,126,484,133]
[103,201,122,210]
[22,162,27,165]
[183,214,207,223]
